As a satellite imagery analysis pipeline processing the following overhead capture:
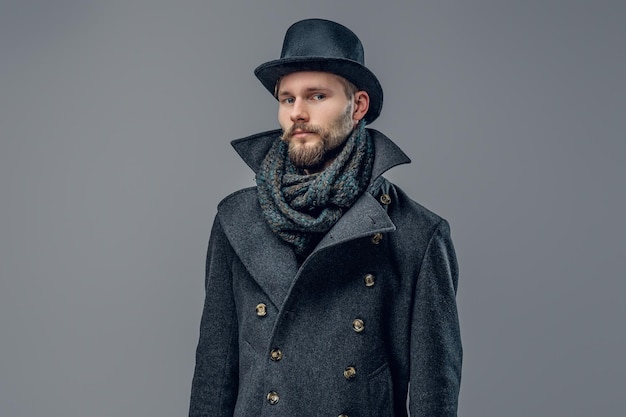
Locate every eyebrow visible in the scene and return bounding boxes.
[277,86,332,97]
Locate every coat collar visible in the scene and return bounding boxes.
[231,128,411,184]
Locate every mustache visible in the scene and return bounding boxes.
[281,123,325,140]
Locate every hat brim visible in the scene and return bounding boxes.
[254,57,383,124]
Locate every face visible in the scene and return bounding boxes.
[277,71,357,170]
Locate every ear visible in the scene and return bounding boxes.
[352,91,370,122]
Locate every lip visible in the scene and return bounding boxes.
[292,130,314,138]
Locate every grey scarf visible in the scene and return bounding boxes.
[256,121,374,257]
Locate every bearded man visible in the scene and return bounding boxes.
[189,19,462,417]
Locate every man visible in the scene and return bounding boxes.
[189,19,462,417]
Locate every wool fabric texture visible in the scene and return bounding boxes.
[256,121,374,256]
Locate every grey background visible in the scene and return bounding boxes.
[1,0,624,416]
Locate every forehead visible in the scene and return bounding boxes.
[277,71,345,93]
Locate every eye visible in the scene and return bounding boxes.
[281,97,295,104]
[311,93,326,101]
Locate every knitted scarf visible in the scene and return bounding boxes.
[256,121,374,257]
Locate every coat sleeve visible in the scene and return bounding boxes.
[189,217,239,417]
[409,219,462,417]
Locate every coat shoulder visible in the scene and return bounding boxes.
[214,187,263,234]
[383,180,447,234]
[380,180,453,268]
[216,187,259,216]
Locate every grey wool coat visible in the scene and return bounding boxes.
[189,129,462,417]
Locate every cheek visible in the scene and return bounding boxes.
[324,104,350,123]
[278,108,291,129]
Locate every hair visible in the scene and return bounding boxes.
[336,76,359,99]
[274,73,359,99]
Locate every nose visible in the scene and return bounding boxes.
[290,98,309,123]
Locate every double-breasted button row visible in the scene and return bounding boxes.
[370,194,390,244]
[267,391,279,405]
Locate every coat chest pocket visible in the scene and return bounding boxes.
[366,361,395,417]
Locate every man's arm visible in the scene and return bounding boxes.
[409,219,462,417]
[189,218,239,417]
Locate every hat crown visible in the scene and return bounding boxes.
[280,19,365,64]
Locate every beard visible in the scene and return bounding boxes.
[281,103,355,170]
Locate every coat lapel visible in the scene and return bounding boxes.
[218,187,396,309]
[313,191,396,252]
[217,189,299,309]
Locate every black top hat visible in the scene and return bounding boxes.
[254,19,383,124]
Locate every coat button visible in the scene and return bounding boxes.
[371,232,383,244]
[364,273,375,287]
[270,348,283,361]
[352,319,365,333]
[256,303,267,317]
[339,414,349,417]
[267,391,279,405]
[379,193,391,205]
[343,366,357,379]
